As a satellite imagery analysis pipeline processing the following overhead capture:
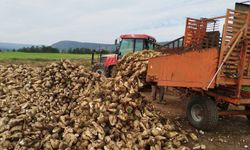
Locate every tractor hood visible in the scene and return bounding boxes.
[102,54,118,67]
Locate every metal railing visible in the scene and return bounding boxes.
[160,36,184,50]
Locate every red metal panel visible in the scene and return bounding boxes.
[184,18,207,48]
[218,110,250,116]
[103,54,118,67]
[146,48,218,89]
[217,9,250,85]
[120,34,156,41]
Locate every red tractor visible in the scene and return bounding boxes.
[91,34,157,76]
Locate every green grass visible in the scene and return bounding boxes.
[242,87,250,92]
[0,52,92,60]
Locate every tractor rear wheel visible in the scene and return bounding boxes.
[92,63,107,76]
[186,95,218,131]
[245,106,250,122]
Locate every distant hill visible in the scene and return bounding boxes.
[0,41,116,52]
[51,41,116,52]
[0,42,35,51]
[0,40,170,52]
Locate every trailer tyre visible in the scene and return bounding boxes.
[92,64,107,76]
[187,95,218,131]
[245,106,250,122]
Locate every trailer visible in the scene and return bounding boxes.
[146,3,250,130]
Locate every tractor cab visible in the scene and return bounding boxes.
[117,34,156,56]
[92,34,156,76]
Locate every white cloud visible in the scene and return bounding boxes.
[0,0,242,45]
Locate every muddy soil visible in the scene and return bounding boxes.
[141,89,250,150]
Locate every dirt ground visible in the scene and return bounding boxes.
[141,89,250,150]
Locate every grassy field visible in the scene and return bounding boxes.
[0,52,92,60]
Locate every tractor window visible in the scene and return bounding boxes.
[135,39,144,51]
[148,42,154,49]
[120,39,134,56]
[145,40,155,50]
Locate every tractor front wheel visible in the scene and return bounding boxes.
[92,63,107,76]
[186,95,218,131]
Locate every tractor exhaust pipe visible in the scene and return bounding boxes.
[91,49,95,65]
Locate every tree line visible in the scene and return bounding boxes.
[66,48,110,54]
[18,46,59,53]
[0,46,110,54]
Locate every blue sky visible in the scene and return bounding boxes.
[0,0,242,45]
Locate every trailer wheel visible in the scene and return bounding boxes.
[245,106,250,122]
[187,95,218,130]
[92,63,107,76]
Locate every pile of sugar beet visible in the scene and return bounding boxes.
[0,51,204,150]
